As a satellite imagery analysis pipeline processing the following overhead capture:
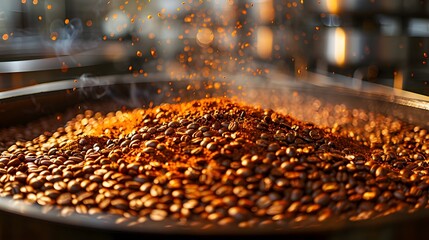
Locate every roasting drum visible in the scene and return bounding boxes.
[1,73,429,240]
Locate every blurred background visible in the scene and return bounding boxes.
[1,0,429,95]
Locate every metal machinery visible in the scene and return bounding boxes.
[1,0,429,95]
[2,1,429,240]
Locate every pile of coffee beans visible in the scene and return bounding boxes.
[0,97,428,229]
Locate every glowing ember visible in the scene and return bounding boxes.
[50,32,58,41]
[14,0,282,82]
[150,48,157,57]
[196,28,214,47]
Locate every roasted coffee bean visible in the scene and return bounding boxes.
[57,193,72,205]
[314,193,330,206]
[309,129,323,140]
[228,206,251,221]
[111,198,128,210]
[206,142,218,151]
[375,166,388,177]
[322,183,339,193]
[143,147,155,154]
[150,209,167,222]
[228,121,239,132]
[2,97,429,229]
[145,140,159,148]
[256,139,269,148]
[190,147,203,155]
[267,143,280,152]
[168,121,180,128]
[45,189,61,199]
[67,180,81,193]
[285,133,296,143]
[285,147,296,157]
[164,128,175,136]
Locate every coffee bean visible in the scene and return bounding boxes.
[322,183,339,193]
[2,97,429,229]
[362,191,378,201]
[314,193,330,206]
[150,209,167,222]
[65,180,80,193]
[144,140,159,148]
[236,168,252,178]
[167,121,180,128]
[206,142,218,151]
[228,206,251,221]
[57,193,72,205]
[375,166,388,177]
[150,185,163,197]
[164,127,175,136]
[111,198,128,210]
[256,139,269,147]
[267,143,280,152]
[393,190,405,200]
[285,133,296,143]
[77,192,93,202]
[290,189,304,201]
[285,147,296,157]
[256,123,268,130]
[228,121,239,132]
[7,158,20,167]
[190,147,203,155]
[309,129,323,140]
[29,178,43,189]
[266,201,286,216]
[142,147,155,154]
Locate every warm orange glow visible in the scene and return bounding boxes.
[50,32,58,41]
[334,28,346,66]
[259,0,275,23]
[61,62,69,73]
[326,0,339,14]
[86,20,93,27]
[196,28,214,47]
[64,19,70,24]
[150,48,157,57]
[394,71,404,89]
[2,34,9,41]
[256,26,273,59]
[184,16,192,23]
[47,4,52,10]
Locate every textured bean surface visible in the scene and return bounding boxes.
[0,97,428,229]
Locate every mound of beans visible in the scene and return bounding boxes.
[0,97,428,229]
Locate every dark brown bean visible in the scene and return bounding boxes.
[228,206,251,221]
[57,193,72,205]
[314,193,330,206]
[150,209,168,221]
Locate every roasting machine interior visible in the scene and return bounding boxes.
[2,1,429,239]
